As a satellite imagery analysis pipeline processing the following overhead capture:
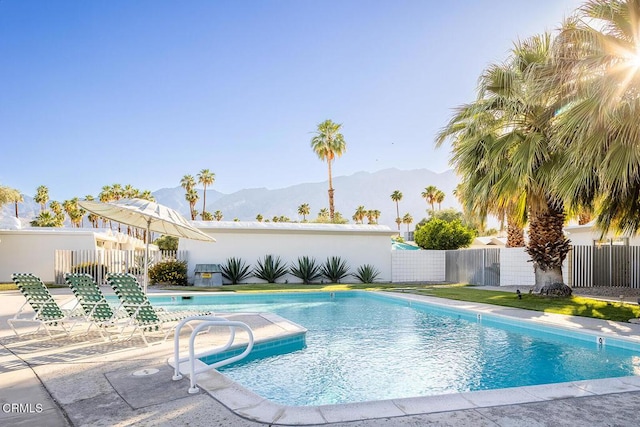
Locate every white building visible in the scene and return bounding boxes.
[181,221,398,283]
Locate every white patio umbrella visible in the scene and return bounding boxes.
[78,198,215,292]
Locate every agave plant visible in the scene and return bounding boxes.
[253,254,289,283]
[221,257,252,284]
[352,264,380,284]
[290,256,322,284]
[321,256,350,283]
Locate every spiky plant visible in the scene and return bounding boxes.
[321,256,350,283]
[221,257,252,284]
[290,256,322,284]
[253,254,289,283]
[352,264,380,284]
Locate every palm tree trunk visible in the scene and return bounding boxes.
[14,201,18,218]
[506,221,525,248]
[327,160,335,220]
[526,200,571,292]
[202,187,207,219]
[395,202,400,230]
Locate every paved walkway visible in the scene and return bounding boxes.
[2,287,640,426]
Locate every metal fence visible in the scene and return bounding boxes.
[54,249,188,285]
[445,248,501,286]
[569,245,640,289]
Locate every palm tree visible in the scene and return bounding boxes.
[99,185,113,228]
[197,169,215,219]
[402,213,413,235]
[256,214,263,222]
[353,205,367,224]
[213,210,223,221]
[34,185,49,212]
[318,208,329,221]
[549,0,640,236]
[298,203,310,221]
[434,190,445,210]
[390,190,403,231]
[30,210,63,227]
[184,190,198,220]
[0,185,22,218]
[437,33,569,290]
[181,175,198,220]
[310,119,347,220]
[85,195,99,228]
[421,186,438,212]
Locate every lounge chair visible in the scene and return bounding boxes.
[106,273,211,345]
[64,273,128,340]
[9,273,82,338]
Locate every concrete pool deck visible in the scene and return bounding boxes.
[2,287,640,426]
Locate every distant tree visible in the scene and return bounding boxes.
[0,185,22,218]
[390,190,403,230]
[197,169,215,219]
[421,185,438,212]
[256,214,263,222]
[310,119,347,220]
[85,195,100,228]
[402,213,413,234]
[435,190,445,210]
[30,210,63,227]
[34,185,49,212]
[317,208,329,221]
[298,203,310,221]
[213,210,223,221]
[353,205,366,224]
[154,235,179,251]
[414,219,475,250]
[181,175,199,220]
[201,211,213,221]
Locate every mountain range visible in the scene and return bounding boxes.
[2,168,460,230]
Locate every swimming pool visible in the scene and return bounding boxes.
[153,291,640,406]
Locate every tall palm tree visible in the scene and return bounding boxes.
[549,0,640,236]
[298,203,310,221]
[402,213,413,234]
[99,185,113,228]
[30,210,63,227]
[197,169,215,219]
[310,119,347,221]
[390,190,403,230]
[34,185,49,213]
[438,33,569,289]
[85,195,99,228]
[421,186,438,212]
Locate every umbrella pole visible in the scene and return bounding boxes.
[144,220,150,293]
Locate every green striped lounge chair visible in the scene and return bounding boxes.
[106,273,211,345]
[9,273,82,338]
[64,273,129,341]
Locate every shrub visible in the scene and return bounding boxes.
[221,257,252,284]
[352,264,380,283]
[148,259,188,286]
[321,256,350,283]
[71,262,108,283]
[290,256,323,284]
[253,255,288,283]
[414,219,475,250]
[153,235,179,251]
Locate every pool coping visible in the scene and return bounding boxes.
[168,291,640,425]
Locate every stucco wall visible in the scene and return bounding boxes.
[0,229,99,283]
[180,222,398,284]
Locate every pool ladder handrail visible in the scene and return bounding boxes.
[170,316,254,394]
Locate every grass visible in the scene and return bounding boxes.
[159,282,640,322]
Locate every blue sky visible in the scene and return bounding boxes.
[0,0,582,202]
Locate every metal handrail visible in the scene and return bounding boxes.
[170,316,254,393]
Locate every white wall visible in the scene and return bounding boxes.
[181,222,398,283]
[499,247,569,287]
[391,250,446,282]
[0,229,99,283]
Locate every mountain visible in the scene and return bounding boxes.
[1,168,460,230]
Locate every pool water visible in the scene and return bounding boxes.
[152,292,640,406]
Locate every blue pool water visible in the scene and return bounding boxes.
[151,292,640,406]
